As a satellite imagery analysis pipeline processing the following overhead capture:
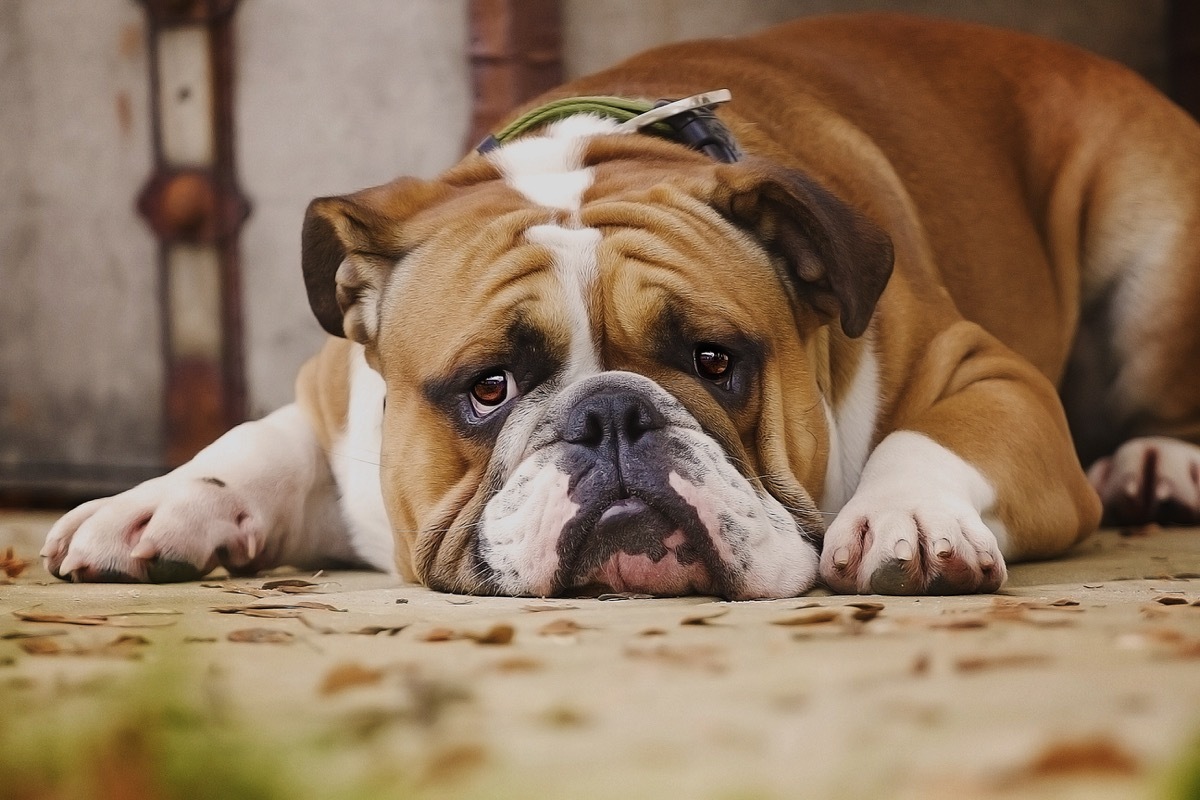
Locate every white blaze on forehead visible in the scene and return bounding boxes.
[485,114,625,212]
[486,114,617,380]
[526,224,602,378]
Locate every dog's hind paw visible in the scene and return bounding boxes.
[41,475,264,583]
[1088,437,1200,527]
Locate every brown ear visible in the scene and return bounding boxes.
[302,177,449,341]
[714,160,893,338]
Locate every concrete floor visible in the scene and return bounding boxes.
[2,509,1200,799]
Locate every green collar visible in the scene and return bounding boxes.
[476,89,741,163]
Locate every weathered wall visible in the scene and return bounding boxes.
[0,1,162,483]
[237,0,471,415]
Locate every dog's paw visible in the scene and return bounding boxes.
[1087,437,1200,526]
[41,475,265,583]
[819,503,1006,595]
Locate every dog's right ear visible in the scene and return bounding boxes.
[302,177,450,342]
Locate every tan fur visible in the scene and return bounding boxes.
[296,13,1200,583]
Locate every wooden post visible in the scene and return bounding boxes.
[466,0,563,151]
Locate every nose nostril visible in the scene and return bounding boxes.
[563,389,667,449]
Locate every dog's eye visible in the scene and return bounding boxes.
[470,370,517,415]
[695,344,732,382]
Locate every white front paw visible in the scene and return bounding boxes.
[818,431,1007,595]
[41,474,265,583]
[819,503,1006,595]
[1088,436,1200,526]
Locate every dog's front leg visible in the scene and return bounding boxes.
[41,404,361,582]
[820,322,1101,595]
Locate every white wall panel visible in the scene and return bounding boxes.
[0,0,162,474]
[236,0,471,415]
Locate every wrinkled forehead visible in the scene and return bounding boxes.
[379,116,780,375]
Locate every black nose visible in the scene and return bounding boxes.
[562,388,667,450]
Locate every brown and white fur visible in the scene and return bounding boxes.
[43,15,1200,598]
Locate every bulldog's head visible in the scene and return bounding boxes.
[302,117,892,599]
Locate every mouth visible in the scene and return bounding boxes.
[556,496,728,597]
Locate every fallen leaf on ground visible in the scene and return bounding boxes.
[423,743,487,783]
[261,578,318,590]
[445,598,476,605]
[11,608,180,628]
[927,617,988,630]
[771,610,840,626]
[1154,595,1190,605]
[911,652,931,676]
[1,630,67,640]
[638,628,667,637]
[419,624,514,645]
[598,592,653,601]
[954,653,1051,672]
[1,548,29,578]
[19,634,150,659]
[1021,735,1140,777]
[319,662,385,696]
[227,628,294,644]
[212,607,302,619]
[538,619,589,636]
[350,625,408,636]
[490,656,542,672]
[847,602,885,621]
[680,609,729,626]
[1048,598,1080,607]
[521,602,580,612]
[183,636,217,643]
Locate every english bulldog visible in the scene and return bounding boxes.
[42,14,1200,598]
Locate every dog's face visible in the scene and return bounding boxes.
[302,122,891,599]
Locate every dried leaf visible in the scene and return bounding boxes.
[1154,595,1190,606]
[227,628,294,644]
[468,624,515,645]
[1083,583,1104,589]
[954,653,1051,672]
[420,624,514,644]
[847,602,885,622]
[0,547,29,579]
[928,617,988,630]
[19,634,150,659]
[538,619,587,636]
[19,638,63,655]
[491,656,542,673]
[261,578,317,590]
[638,628,667,637]
[598,592,653,601]
[1,630,67,640]
[12,610,108,626]
[319,662,385,696]
[445,598,476,605]
[911,652,931,676]
[11,608,179,628]
[680,609,729,626]
[420,627,458,642]
[1048,598,1080,607]
[521,602,580,613]
[1022,736,1140,776]
[183,636,217,643]
[350,625,407,636]
[771,610,841,626]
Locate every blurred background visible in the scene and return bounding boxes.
[1,0,1197,504]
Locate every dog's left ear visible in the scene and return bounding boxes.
[302,177,450,342]
[713,160,894,338]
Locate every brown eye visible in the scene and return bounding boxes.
[470,371,516,415]
[695,345,732,381]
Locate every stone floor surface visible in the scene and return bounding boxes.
[2,510,1200,799]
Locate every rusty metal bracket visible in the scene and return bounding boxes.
[136,0,249,465]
